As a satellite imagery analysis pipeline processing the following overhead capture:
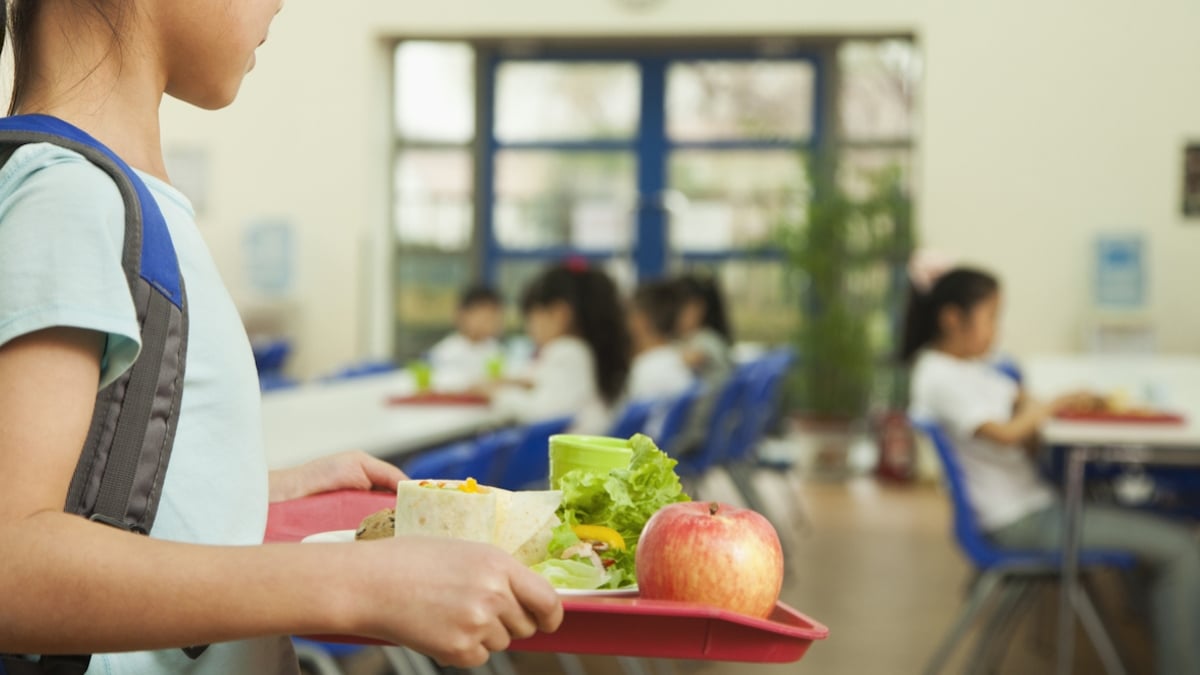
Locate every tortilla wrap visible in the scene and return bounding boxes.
[393,480,562,565]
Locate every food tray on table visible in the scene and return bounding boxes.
[386,392,491,406]
[265,490,829,663]
[1054,410,1185,425]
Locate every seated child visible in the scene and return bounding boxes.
[675,274,734,382]
[626,281,694,401]
[905,266,1200,675]
[487,263,631,435]
[428,284,504,384]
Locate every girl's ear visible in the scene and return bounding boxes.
[937,304,963,337]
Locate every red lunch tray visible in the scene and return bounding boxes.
[265,490,829,663]
[386,392,491,406]
[1054,410,1185,425]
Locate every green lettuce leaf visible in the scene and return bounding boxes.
[531,558,607,590]
[556,433,690,588]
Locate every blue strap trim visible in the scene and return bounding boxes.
[0,114,184,308]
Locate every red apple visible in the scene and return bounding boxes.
[635,501,783,618]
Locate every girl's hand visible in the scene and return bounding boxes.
[269,451,407,502]
[340,536,564,667]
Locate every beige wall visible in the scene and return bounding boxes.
[151,0,1200,376]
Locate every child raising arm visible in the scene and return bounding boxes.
[0,1,560,672]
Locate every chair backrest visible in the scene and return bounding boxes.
[679,369,753,476]
[653,384,703,455]
[494,416,574,490]
[608,399,657,439]
[403,429,516,483]
[322,360,398,382]
[910,417,1010,568]
[725,356,791,463]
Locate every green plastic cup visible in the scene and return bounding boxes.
[548,434,633,489]
[408,360,432,392]
[485,354,505,381]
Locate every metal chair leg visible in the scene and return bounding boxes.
[555,653,588,675]
[383,646,442,675]
[615,656,651,675]
[970,579,1037,675]
[924,571,1004,675]
[293,641,346,675]
[1075,584,1128,675]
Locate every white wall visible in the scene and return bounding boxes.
[155,0,1200,375]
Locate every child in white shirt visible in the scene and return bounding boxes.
[905,266,1199,675]
[488,263,631,435]
[675,274,733,382]
[428,285,504,385]
[626,281,694,401]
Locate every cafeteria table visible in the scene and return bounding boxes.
[1026,355,1200,675]
[261,371,511,469]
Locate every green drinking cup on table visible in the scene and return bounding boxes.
[548,434,633,489]
[485,354,505,381]
[408,360,432,392]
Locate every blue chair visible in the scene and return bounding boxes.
[677,369,753,480]
[259,371,300,392]
[403,430,517,484]
[650,384,703,456]
[493,417,574,490]
[912,418,1133,675]
[608,399,657,438]
[322,360,398,382]
[252,338,291,375]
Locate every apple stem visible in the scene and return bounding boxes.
[709,502,720,516]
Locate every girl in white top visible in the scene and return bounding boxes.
[489,263,631,435]
[675,274,733,382]
[626,281,694,401]
[905,266,1199,675]
[0,1,561,672]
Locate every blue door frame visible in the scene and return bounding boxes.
[479,49,826,284]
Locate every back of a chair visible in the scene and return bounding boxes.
[910,418,1009,568]
[679,369,752,476]
[726,356,791,463]
[608,399,656,439]
[402,440,477,480]
[653,385,703,455]
[494,416,574,490]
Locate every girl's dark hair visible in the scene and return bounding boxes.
[677,274,733,343]
[631,280,685,339]
[3,1,127,115]
[458,284,502,310]
[900,267,1000,362]
[521,264,631,405]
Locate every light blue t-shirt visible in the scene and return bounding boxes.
[0,143,297,674]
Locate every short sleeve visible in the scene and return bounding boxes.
[907,348,1012,439]
[0,143,141,388]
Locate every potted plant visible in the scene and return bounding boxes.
[775,152,914,471]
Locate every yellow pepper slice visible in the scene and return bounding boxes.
[572,524,626,551]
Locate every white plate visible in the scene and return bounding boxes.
[557,586,638,597]
[301,531,638,597]
[301,529,356,544]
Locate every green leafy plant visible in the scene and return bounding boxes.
[777,153,914,419]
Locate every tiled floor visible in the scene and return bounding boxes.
[328,462,1155,675]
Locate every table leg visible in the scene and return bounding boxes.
[1056,445,1088,675]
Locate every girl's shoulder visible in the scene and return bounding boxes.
[543,335,593,361]
[0,142,123,213]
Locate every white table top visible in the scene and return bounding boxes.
[1026,354,1200,448]
[260,371,511,469]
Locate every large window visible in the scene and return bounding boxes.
[390,39,920,360]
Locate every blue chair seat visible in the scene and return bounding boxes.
[493,417,573,490]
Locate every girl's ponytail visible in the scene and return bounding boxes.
[900,283,936,362]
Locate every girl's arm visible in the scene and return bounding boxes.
[975,392,1088,447]
[0,328,561,665]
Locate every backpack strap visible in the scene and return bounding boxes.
[0,114,187,535]
[0,115,200,665]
